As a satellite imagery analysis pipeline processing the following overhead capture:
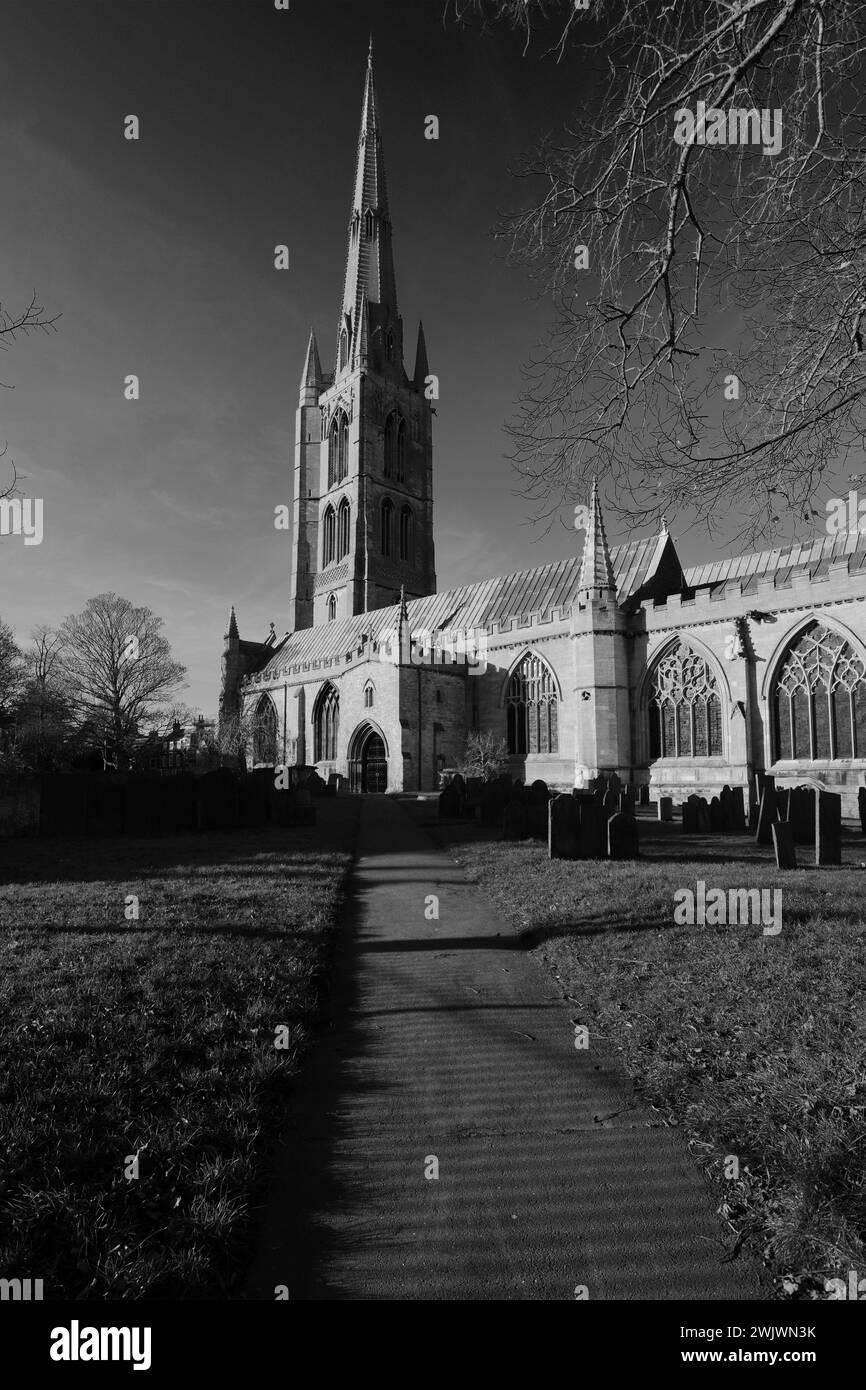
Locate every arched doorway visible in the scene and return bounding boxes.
[348,722,388,793]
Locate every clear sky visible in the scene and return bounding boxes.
[0,0,825,713]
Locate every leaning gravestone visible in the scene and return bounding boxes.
[729,786,747,832]
[695,797,712,833]
[438,784,460,819]
[754,776,777,845]
[503,798,528,841]
[578,801,607,859]
[771,821,797,869]
[709,796,724,832]
[657,796,673,822]
[607,811,639,860]
[815,789,842,866]
[859,786,866,836]
[549,793,580,859]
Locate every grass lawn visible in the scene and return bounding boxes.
[426,811,866,1300]
[0,798,360,1299]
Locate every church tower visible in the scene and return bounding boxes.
[289,42,436,632]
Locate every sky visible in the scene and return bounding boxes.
[0,0,833,713]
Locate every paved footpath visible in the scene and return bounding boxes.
[245,795,765,1301]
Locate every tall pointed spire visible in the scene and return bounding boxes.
[413,320,429,390]
[578,478,616,592]
[339,45,398,362]
[300,328,322,392]
[226,606,239,640]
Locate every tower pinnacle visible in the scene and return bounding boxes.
[578,478,616,592]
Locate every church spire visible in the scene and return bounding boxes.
[578,478,616,592]
[339,45,398,361]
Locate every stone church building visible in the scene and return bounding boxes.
[219,48,866,816]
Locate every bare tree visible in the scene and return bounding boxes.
[1,292,59,502]
[57,593,186,771]
[0,618,24,723]
[458,729,510,781]
[448,0,866,541]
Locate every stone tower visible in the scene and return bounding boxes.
[289,42,436,632]
[571,480,631,782]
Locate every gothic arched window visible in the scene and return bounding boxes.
[399,505,413,563]
[773,621,866,760]
[648,642,723,759]
[329,411,348,486]
[381,497,394,558]
[505,653,558,755]
[396,418,406,481]
[339,327,349,372]
[384,413,395,478]
[327,594,337,622]
[364,681,374,709]
[323,505,336,566]
[252,695,278,766]
[314,683,339,761]
[337,498,351,560]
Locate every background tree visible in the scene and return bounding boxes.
[0,619,24,759]
[458,729,510,781]
[7,626,75,771]
[449,0,866,541]
[57,593,186,771]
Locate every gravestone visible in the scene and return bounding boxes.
[438,784,460,819]
[859,786,866,836]
[682,799,697,833]
[503,798,528,841]
[657,796,673,822]
[480,782,506,828]
[511,779,527,803]
[709,796,724,832]
[719,785,734,832]
[306,770,327,796]
[815,789,842,866]
[578,801,607,859]
[789,786,815,845]
[771,821,797,870]
[695,797,711,833]
[638,784,650,806]
[754,776,777,846]
[529,778,549,804]
[465,777,484,807]
[618,785,636,815]
[527,800,548,840]
[776,787,791,823]
[602,789,618,821]
[450,773,466,806]
[607,772,621,798]
[729,786,747,832]
[607,812,639,860]
[549,793,580,860]
[294,787,316,825]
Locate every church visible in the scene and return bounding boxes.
[219,47,866,817]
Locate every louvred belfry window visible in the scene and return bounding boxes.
[648,643,723,758]
[773,622,866,760]
[505,653,558,756]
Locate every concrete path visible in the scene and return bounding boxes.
[245,796,765,1301]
